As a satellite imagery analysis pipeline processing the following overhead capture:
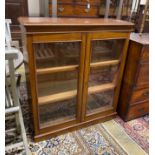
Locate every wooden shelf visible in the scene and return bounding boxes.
[38,82,115,105]
[38,90,77,105]
[36,60,119,75]
[38,83,115,105]
[88,83,115,94]
[37,65,78,75]
[90,60,119,68]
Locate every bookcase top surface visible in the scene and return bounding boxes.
[18,17,134,27]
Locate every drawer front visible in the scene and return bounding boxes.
[130,88,149,105]
[49,4,99,17]
[128,101,149,120]
[135,62,149,88]
[57,0,74,3]
[6,0,21,3]
[75,5,99,17]
[57,4,75,16]
[140,46,149,62]
[49,0,75,4]
[55,0,100,4]
[79,0,100,5]
[80,0,100,2]
[49,4,75,16]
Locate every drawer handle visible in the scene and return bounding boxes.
[85,1,91,13]
[138,108,145,113]
[58,7,64,12]
[143,91,149,96]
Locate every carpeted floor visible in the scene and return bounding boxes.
[5,65,149,155]
[27,118,148,155]
[114,115,149,154]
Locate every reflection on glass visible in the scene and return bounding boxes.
[33,42,80,68]
[39,98,76,128]
[91,39,124,62]
[89,65,118,86]
[87,90,114,114]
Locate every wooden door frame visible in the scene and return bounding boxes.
[81,32,130,121]
[27,32,86,135]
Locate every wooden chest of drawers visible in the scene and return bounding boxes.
[118,33,149,121]
[49,0,101,17]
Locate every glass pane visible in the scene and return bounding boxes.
[87,89,114,114]
[33,42,80,69]
[91,39,124,62]
[89,65,118,87]
[37,70,78,97]
[39,98,76,128]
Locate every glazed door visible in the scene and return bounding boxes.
[82,32,129,121]
[31,33,85,130]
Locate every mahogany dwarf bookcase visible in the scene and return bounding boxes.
[19,17,134,141]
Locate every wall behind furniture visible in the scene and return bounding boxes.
[140,0,147,5]
[28,0,147,17]
[28,0,40,16]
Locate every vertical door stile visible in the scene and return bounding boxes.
[113,37,130,110]
[27,34,40,135]
[81,32,92,122]
[77,33,86,122]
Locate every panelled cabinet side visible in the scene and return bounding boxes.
[118,33,149,121]
[118,41,142,120]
